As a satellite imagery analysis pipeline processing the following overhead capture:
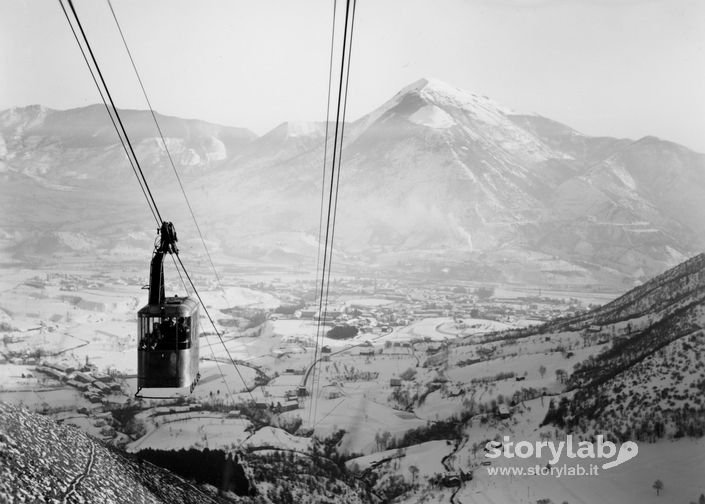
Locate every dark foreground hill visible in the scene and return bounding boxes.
[0,402,373,504]
[0,402,232,503]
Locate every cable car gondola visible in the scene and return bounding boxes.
[136,222,200,397]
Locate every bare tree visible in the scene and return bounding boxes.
[409,465,419,488]
[555,369,567,384]
[653,479,663,496]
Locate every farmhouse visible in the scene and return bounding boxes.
[280,400,299,412]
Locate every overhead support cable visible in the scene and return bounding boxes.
[310,0,358,425]
[105,0,230,305]
[63,0,163,224]
[170,254,233,403]
[105,0,239,399]
[58,0,251,399]
[56,0,160,226]
[308,0,339,426]
[175,255,256,403]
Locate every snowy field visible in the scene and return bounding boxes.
[456,437,705,504]
[393,317,511,342]
[1,264,703,504]
[128,415,252,452]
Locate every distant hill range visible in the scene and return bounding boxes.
[2,78,704,286]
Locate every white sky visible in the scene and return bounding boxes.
[1,0,704,152]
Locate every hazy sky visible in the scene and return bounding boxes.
[2,0,704,152]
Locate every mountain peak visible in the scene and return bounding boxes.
[262,121,327,141]
[396,77,463,99]
[389,78,518,120]
[409,77,461,93]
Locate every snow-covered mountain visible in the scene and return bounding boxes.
[334,79,702,277]
[1,79,704,286]
[0,104,255,178]
[534,252,705,442]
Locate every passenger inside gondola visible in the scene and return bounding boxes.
[148,322,163,350]
[139,318,164,350]
[178,317,191,349]
[140,316,191,351]
[140,320,158,350]
[154,317,174,350]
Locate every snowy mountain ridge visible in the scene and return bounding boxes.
[1,78,704,286]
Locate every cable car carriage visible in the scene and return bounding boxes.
[136,222,200,397]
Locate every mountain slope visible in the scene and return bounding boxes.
[0,104,256,183]
[298,79,700,286]
[334,78,569,252]
[0,402,229,503]
[524,253,705,440]
[0,104,256,150]
[557,253,705,330]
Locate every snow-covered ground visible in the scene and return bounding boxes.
[298,387,427,454]
[347,440,454,479]
[455,437,705,504]
[127,414,252,452]
[2,264,703,504]
[390,317,512,342]
[243,426,313,452]
[197,286,281,311]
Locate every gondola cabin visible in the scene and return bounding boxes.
[137,296,199,389]
[136,222,200,396]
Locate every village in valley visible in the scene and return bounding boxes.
[0,263,596,437]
